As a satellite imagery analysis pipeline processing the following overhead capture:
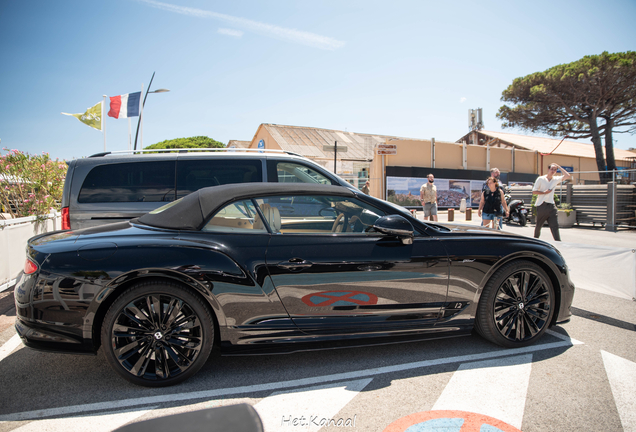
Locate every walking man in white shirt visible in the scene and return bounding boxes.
[532,163,571,241]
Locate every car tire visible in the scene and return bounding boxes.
[475,260,554,348]
[101,280,214,387]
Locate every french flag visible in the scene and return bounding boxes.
[108,92,141,119]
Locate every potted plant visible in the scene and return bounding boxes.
[557,203,576,228]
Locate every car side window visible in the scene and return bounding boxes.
[258,195,385,234]
[268,161,334,185]
[177,160,262,198]
[78,161,176,203]
[202,200,267,233]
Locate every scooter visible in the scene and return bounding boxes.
[503,187,528,226]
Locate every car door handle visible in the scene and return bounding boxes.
[277,258,313,271]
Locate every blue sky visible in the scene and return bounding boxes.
[1,0,635,161]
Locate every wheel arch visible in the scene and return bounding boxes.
[90,270,225,351]
[475,251,563,326]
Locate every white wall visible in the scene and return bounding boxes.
[0,213,60,291]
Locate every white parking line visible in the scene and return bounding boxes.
[432,354,532,429]
[0,335,582,422]
[0,334,22,363]
[602,350,636,432]
[546,329,584,344]
[254,378,371,431]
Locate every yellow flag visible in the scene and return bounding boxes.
[62,101,102,131]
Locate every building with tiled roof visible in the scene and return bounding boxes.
[244,123,635,197]
[457,130,636,166]
[250,123,405,161]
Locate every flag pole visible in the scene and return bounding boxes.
[134,71,155,151]
[102,95,107,152]
[140,83,144,150]
[128,118,132,150]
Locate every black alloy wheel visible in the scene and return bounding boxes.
[101,281,214,387]
[475,260,554,348]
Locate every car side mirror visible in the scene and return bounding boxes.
[372,215,414,245]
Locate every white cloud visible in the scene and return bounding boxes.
[460,97,467,103]
[136,0,345,50]
[218,28,243,38]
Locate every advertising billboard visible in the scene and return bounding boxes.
[387,176,486,208]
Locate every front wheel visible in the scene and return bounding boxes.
[101,281,214,387]
[475,261,554,348]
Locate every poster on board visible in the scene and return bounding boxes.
[387,176,490,208]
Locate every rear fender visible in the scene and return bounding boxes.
[508,199,524,210]
[83,246,255,349]
[87,269,228,349]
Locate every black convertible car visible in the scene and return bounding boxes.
[14,183,574,386]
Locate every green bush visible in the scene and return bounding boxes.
[145,136,225,150]
[0,148,67,219]
[558,202,573,216]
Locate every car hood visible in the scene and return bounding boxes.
[424,222,550,243]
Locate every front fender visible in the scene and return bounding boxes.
[473,243,572,324]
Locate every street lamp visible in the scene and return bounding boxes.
[133,72,170,150]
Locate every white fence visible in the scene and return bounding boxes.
[0,212,61,291]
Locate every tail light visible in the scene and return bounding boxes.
[24,258,38,275]
[61,206,70,230]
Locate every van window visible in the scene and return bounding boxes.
[268,161,334,185]
[78,162,176,203]
[176,160,262,198]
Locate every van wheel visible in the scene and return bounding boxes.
[101,281,213,387]
[475,261,554,348]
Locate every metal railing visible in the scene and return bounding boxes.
[509,169,636,230]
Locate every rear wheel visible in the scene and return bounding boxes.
[475,260,554,348]
[519,213,527,226]
[101,281,214,387]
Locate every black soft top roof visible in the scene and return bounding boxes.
[138,183,357,230]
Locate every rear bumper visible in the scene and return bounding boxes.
[14,317,95,355]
